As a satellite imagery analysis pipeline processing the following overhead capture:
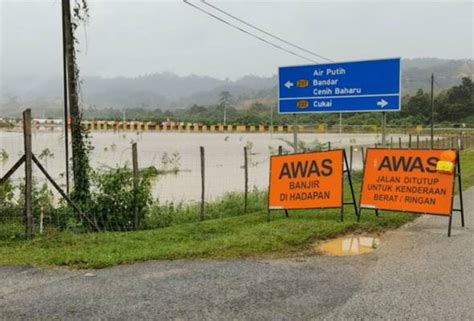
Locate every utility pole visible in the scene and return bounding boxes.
[430,73,434,149]
[223,101,227,126]
[61,1,70,194]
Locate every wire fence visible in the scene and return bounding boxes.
[1,129,473,239]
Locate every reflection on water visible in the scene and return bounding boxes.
[318,236,380,256]
[1,132,386,202]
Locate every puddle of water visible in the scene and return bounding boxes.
[317,236,380,256]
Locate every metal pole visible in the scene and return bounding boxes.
[292,113,298,153]
[61,0,70,194]
[430,73,434,149]
[200,146,205,221]
[132,143,139,230]
[381,112,387,147]
[339,112,342,134]
[244,146,248,213]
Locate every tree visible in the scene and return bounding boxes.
[435,77,474,123]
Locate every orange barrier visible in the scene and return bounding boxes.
[268,150,358,221]
[360,148,465,236]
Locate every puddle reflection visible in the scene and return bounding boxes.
[318,236,380,256]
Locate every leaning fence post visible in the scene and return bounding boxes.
[244,146,248,213]
[361,147,366,165]
[349,146,353,173]
[200,146,205,221]
[132,142,139,230]
[23,109,34,238]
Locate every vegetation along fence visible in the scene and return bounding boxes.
[1,110,473,239]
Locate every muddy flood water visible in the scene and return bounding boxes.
[1,131,397,202]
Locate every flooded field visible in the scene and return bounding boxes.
[1,131,398,202]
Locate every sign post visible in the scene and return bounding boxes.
[278,58,401,114]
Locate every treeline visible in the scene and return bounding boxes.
[83,77,474,127]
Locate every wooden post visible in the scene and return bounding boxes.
[416,135,420,148]
[328,141,331,151]
[399,137,402,148]
[361,147,366,165]
[349,146,353,173]
[23,109,34,238]
[278,145,283,155]
[390,137,393,149]
[244,146,248,213]
[408,134,412,149]
[200,146,205,221]
[132,143,139,230]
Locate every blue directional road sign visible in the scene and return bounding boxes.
[278,58,401,114]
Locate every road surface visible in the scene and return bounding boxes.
[1,189,472,320]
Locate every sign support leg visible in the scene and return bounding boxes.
[456,150,465,227]
[343,150,359,220]
[284,209,289,218]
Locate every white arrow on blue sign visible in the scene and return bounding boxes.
[278,58,401,114]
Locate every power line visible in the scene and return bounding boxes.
[183,0,318,63]
[201,0,333,63]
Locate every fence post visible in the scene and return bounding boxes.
[361,147,366,165]
[244,146,248,213]
[349,146,353,173]
[390,137,393,149]
[23,109,34,238]
[278,145,283,155]
[408,134,412,149]
[328,141,331,151]
[416,135,420,148]
[200,146,205,221]
[132,142,139,230]
[399,137,402,148]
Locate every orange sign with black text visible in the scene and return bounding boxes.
[360,149,456,216]
[269,150,344,210]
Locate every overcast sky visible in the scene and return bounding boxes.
[1,0,473,81]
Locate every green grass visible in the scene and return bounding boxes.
[1,150,473,269]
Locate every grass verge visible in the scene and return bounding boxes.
[1,150,473,269]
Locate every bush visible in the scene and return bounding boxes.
[87,166,152,231]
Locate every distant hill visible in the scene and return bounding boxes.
[1,58,472,118]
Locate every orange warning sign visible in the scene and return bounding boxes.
[360,149,457,216]
[269,150,344,210]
